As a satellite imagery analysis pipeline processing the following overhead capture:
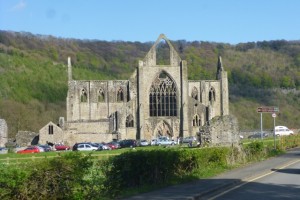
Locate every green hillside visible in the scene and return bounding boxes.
[0,31,299,138]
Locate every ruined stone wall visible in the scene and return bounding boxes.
[16,131,39,147]
[0,119,7,147]
[199,115,240,146]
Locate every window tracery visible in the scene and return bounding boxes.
[149,72,177,117]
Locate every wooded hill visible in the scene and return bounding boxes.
[0,30,299,138]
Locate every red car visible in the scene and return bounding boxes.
[54,144,71,151]
[17,146,40,154]
[106,142,121,150]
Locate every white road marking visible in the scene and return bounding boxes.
[207,159,300,200]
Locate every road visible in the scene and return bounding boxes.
[206,151,300,200]
[125,148,300,200]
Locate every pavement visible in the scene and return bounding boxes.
[123,148,300,200]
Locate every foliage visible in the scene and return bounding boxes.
[2,137,300,199]
[100,147,233,198]
[0,152,96,200]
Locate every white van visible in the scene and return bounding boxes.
[275,126,294,136]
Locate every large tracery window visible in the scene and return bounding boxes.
[149,72,177,117]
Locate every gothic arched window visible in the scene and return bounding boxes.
[149,72,177,117]
[98,88,105,102]
[192,115,201,127]
[126,114,134,127]
[117,88,124,102]
[80,89,87,102]
[209,87,216,102]
[191,87,198,100]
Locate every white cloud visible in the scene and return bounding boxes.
[11,0,26,12]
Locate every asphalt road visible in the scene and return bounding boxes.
[207,158,300,199]
[124,148,300,200]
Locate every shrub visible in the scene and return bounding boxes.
[17,152,94,199]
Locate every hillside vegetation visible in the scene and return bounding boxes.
[0,31,299,138]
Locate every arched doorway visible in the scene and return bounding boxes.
[153,121,173,139]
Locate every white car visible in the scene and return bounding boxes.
[275,126,294,136]
[139,139,149,146]
[151,139,158,146]
[77,143,98,151]
[157,137,177,146]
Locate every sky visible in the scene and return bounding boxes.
[1,0,300,44]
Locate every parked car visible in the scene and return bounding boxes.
[106,141,120,149]
[275,126,294,136]
[119,139,137,148]
[151,139,158,146]
[138,139,149,146]
[248,132,268,139]
[38,144,52,152]
[54,144,71,151]
[17,146,40,154]
[94,143,111,150]
[0,147,8,154]
[182,136,197,143]
[157,137,177,146]
[76,143,98,151]
[37,146,45,152]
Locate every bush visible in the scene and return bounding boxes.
[0,152,96,200]
[99,147,235,198]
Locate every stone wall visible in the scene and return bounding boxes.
[0,119,7,147]
[199,115,240,146]
[16,131,39,147]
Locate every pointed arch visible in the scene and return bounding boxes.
[117,88,124,102]
[209,87,216,102]
[149,71,177,117]
[126,114,134,127]
[98,88,105,102]
[156,39,170,65]
[154,120,172,138]
[191,87,198,100]
[80,89,87,102]
[192,115,202,127]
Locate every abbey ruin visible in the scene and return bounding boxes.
[39,34,239,146]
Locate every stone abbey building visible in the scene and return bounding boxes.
[39,34,238,146]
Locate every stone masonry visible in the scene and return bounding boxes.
[39,34,237,147]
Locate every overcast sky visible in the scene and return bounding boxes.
[1,0,300,43]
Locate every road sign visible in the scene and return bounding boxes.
[272,113,276,118]
[257,107,279,113]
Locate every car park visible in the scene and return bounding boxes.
[17,146,40,154]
